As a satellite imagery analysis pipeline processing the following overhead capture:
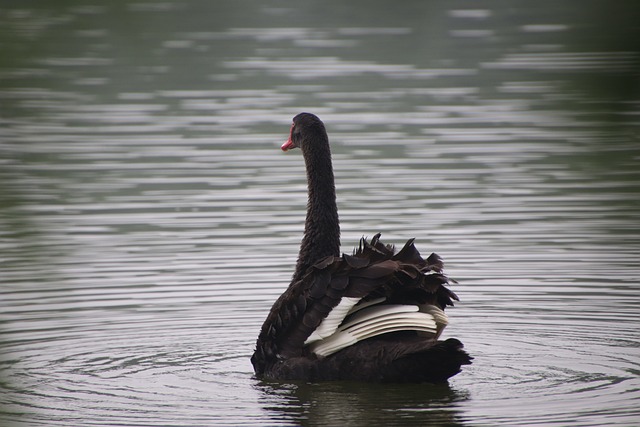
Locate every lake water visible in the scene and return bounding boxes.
[1,1,639,426]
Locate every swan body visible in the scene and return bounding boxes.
[251,113,471,382]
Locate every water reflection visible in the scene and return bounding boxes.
[256,380,469,427]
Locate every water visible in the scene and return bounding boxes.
[1,1,639,426]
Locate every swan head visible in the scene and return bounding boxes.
[281,112,326,152]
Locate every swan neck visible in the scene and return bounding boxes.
[293,135,340,280]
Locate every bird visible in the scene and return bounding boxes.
[251,112,471,382]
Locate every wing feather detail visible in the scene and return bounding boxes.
[309,304,437,357]
[251,234,459,374]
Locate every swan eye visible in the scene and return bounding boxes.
[292,129,302,144]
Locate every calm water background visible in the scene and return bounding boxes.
[1,1,639,426]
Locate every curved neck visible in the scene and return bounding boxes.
[292,134,340,282]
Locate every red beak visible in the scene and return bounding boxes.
[281,137,295,151]
[281,124,296,151]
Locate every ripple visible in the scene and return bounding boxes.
[1,1,640,426]
[483,51,638,72]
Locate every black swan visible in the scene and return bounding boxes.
[251,113,471,382]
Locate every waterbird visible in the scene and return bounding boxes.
[251,113,472,382]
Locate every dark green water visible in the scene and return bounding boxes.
[1,1,639,426]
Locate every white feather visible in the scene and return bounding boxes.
[421,304,448,327]
[308,304,438,357]
[304,297,361,344]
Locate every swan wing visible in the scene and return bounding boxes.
[309,304,438,357]
[253,236,457,367]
